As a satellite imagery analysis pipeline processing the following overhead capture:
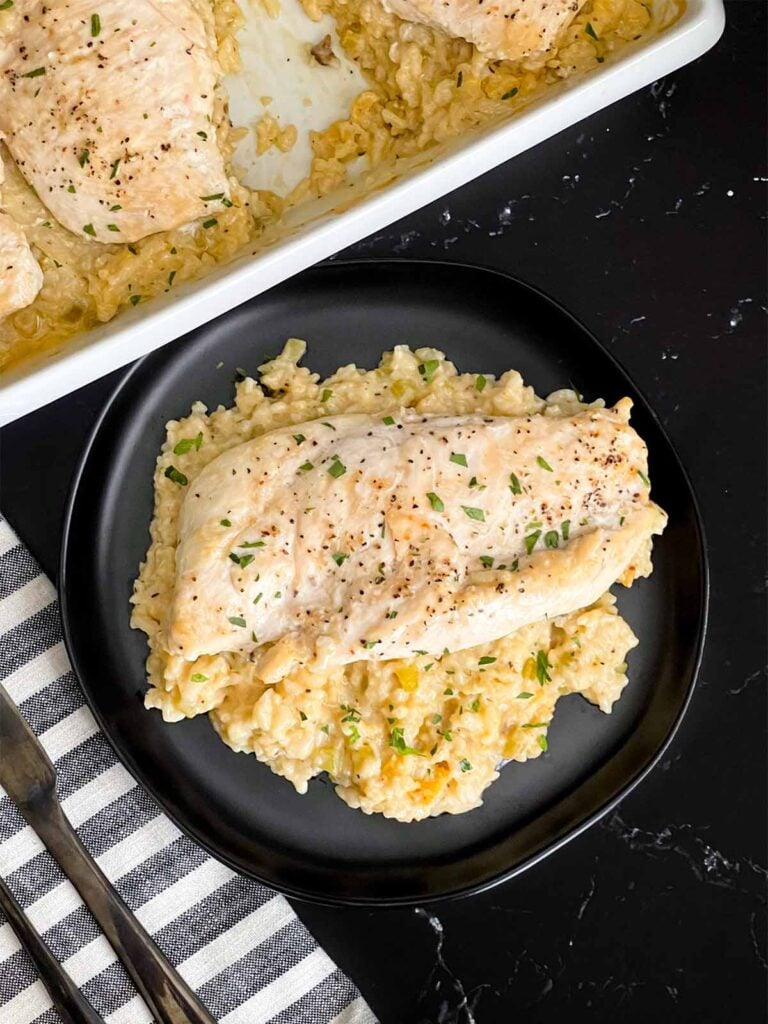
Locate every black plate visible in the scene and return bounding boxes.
[60,260,708,906]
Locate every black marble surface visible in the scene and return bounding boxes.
[1,3,765,1021]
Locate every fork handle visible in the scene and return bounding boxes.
[23,794,215,1024]
[0,875,105,1024]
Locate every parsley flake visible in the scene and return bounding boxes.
[459,758,473,772]
[479,555,494,568]
[585,21,599,39]
[382,416,395,426]
[164,465,187,486]
[537,456,553,472]
[419,359,440,383]
[637,470,650,488]
[450,452,468,467]
[462,506,485,522]
[332,552,349,566]
[90,13,100,36]
[475,374,487,392]
[22,66,46,78]
[427,492,444,512]
[524,530,541,555]
[328,457,346,478]
[544,530,559,549]
[535,650,551,686]
[228,616,246,627]
[509,472,523,495]
[501,87,518,100]
[478,656,496,666]
[389,727,424,756]
[190,673,208,682]
[561,520,571,541]
[173,432,203,455]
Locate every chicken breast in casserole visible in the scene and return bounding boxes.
[382,0,588,61]
[132,342,667,821]
[0,0,230,243]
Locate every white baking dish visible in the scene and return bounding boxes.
[0,0,723,426]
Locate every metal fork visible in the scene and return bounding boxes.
[0,684,216,1024]
[0,873,105,1023]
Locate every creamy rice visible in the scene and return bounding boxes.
[131,342,647,821]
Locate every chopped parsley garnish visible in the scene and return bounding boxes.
[299,710,308,721]
[382,415,395,426]
[164,465,187,486]
[386,610,398,619]
[462,506,485,522]
[450,452,468,467]
[538,734,549,751]
[109,158,120,180]
[79,149,90,167]
[240,540,265,548]
[419,359,440,383]
[527,520,543,530]
[561,520,571,541]
[363,640,378,649]
[106,223,120,233]
[523,722,549,729]
[517,692,534,700]
[524,530,541,554]
[536,455,553,471]
[427,492,444,512]
[443,687,454,696]
[345,724,361,744]
[544,530,559,549]
[470,698,481,712]
[585,21,599,39]
[535,650,551,685]
[200,193,224,201]
[129,294,142,306]
[299,461,314,472]
[0,1,15,9]
[478,656,496,666]
[202,218,218,229]
[475,374,487,392]
[509,472,523,495]
[619,515,626,526]
[320,389,333,402]
[90,13,101,36]
[501,87,518,100]
[167,270,176,287]
[197,130,208,140]
[332,552,349,566]
[459,758,473,772]
[431,713,442,724]
[340,704,361,723]
[328,456,346,478]
[229,552,255,569]
[637,470,650,488]
[173,432,203,455]
[82,223,96,236]
[389,727,423,756]
[22,66,46,78]
[479,555,494,568]
[320,724,330,734]
[321,422,336,430]
[228,616,246,627]
[219,519,231,527]
[190,673,208,682]
[293,434,306,444]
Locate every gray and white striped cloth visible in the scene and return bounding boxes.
[0,516,376,1024]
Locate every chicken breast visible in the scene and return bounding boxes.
[0,153,43,319]
[0,0,230,244]
[167,401,666,681]
[0,212,43,319]
[381,0,587,61]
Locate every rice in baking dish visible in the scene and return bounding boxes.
[0,0,682,373]
[131,342,652,821]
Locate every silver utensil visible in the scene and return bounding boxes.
[0,684,216,1024]
[0,873,105,1024]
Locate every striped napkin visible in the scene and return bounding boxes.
[0,516,375,1024]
